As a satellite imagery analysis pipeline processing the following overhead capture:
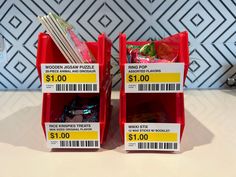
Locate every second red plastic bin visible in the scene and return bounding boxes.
[119,32,189,142]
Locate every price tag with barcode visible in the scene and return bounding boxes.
[41,64,99,93]
[125,123,180,151]
[45,123,100,148]
[125,63,184,93]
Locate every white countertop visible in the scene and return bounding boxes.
[0,90,235,177]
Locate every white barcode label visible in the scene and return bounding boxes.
[125,123,180,151]
[59,140,99,147]
[125,63,184,93]
[138,83,181,91]
[137,142,178,150]
[55,84,98,92]
[45,123,100,149]
[41,64,99,93]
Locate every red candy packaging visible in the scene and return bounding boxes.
[127,41,178,63]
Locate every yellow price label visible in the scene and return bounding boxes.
[126,132,178,142]
[43,73,97,83]
[48,131,98,140]
[126,73,180,83]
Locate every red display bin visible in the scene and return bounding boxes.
[119,31,189,142]
[36,33,112,145]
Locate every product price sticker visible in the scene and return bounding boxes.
[125,63,184,93]
[45,123,100,148]
[125,123,180,151]
[41,64,99,93]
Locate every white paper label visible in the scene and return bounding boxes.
[45,123,100,148]
[125,63,184,93]
[125,123,180,151]
[41,64,99,93]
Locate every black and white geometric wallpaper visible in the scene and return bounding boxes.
[0,0,235,90]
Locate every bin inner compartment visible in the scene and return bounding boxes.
[47,93,100,123]
[126,93,177,123]
[42,34,99,64]
[126,40,180,63]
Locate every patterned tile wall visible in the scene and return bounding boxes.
[0,0,235,90]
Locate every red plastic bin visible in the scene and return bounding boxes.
[119,31,189,142]
[36,33,112,145]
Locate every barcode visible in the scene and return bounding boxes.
[55,84,97,92]
[138,83,181,91]
[137,142,178,150]
[59,140,99,148]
